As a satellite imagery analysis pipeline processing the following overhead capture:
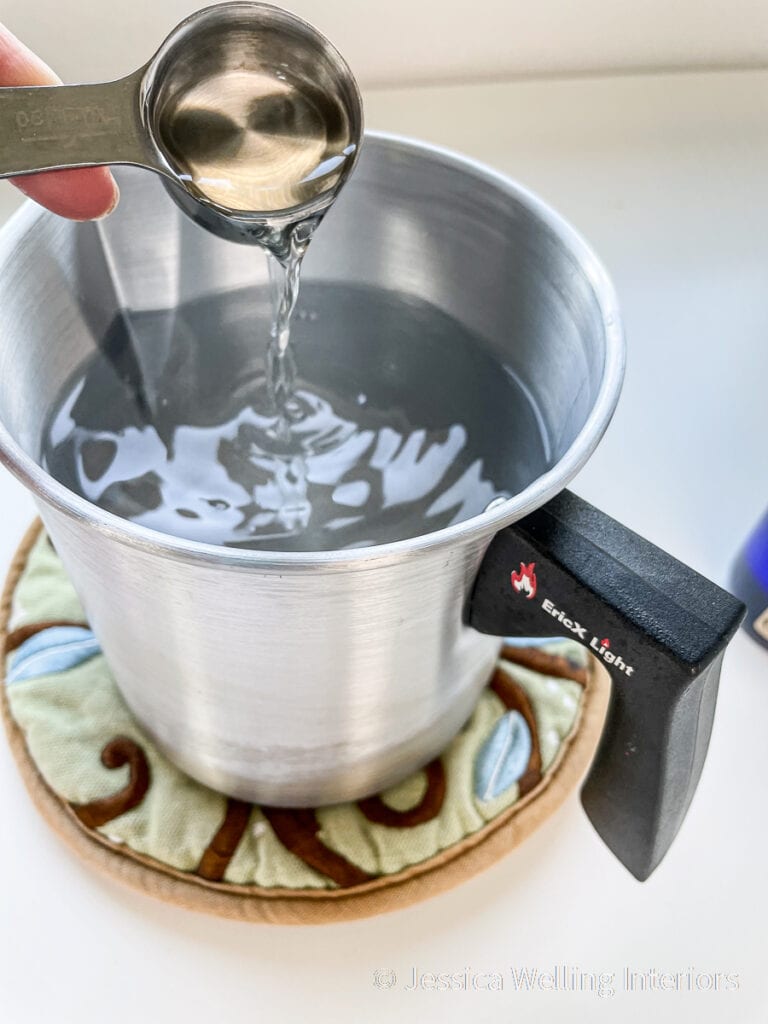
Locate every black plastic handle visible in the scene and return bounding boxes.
[468,490,744,881]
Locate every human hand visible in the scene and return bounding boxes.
[0,22,119,219]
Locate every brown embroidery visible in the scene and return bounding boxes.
[197,799,252,882]
[71,737,150,829]
[491,667,543,796]
[358,759,446,827]
[5,620,90,654]
[261,807,372,887]
[501,644,588,687]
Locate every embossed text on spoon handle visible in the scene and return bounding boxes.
[0,69,162,178]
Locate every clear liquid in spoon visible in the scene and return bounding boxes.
[156,66,356,214]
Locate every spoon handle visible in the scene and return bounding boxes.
[0,70,162,178]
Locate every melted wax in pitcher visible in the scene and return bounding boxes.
[41,284,551,551]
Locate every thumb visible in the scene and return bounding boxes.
[0,22,119,220]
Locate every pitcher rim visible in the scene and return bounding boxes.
[0,131,625,570]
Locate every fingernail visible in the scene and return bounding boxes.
[92,180,121,221]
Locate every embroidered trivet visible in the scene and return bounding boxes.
[1,522,610,923]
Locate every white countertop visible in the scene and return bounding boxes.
[1,67,767,1023]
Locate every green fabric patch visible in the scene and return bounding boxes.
[9,532,86,630]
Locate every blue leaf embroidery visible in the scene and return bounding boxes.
[474,710,532,802]
[7,626,101,685]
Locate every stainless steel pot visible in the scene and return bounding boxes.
[0,134,743,879]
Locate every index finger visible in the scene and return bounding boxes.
[0,22,119,220]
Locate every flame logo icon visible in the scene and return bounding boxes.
[510,562,537,600]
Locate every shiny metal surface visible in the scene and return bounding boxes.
[0,3,363,250]
[0,134,624,804]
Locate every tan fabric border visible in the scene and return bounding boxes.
[1,520,611,924]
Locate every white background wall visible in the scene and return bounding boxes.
[2,0,767,88]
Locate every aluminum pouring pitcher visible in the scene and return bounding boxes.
[0,134,743,880]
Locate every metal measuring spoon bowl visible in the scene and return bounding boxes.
[0,2,363,250]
